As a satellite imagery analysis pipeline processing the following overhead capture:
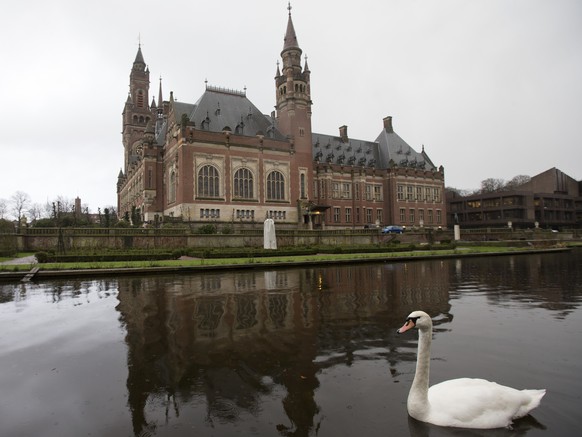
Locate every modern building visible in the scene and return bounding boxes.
[446,168,582,229]
[117,6,446,230]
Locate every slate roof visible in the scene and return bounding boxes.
[166,87,286,141]
[312,127,436,171]
[312,133,379,168]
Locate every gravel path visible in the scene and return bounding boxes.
[0,255,37,265]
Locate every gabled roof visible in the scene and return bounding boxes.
[376,129,435,171]
[168,87,286,141]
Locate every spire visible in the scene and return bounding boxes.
[158,76,163,106]
[275,60,281,78]
[303,55,310,73]
[282,2,300,53]
[134,45,145,66]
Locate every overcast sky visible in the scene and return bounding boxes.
[1,0,581,213]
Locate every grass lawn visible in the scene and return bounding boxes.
[0,246,538,273]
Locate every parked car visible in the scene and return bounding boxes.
[382,225,404,234]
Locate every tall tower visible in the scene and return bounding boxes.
[122,45,152,172]
[275,4,312,150]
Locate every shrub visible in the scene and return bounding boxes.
[198,224,217,234]
[35,252,49,263]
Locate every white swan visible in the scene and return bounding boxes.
[397,310,546,429]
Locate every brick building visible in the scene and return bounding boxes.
[447,168,582,229]
[117,6,446,230]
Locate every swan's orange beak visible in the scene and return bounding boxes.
[397,319,414,334]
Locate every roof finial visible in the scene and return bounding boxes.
[287,1,292,16]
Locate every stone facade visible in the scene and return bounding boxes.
[117,7,446,230]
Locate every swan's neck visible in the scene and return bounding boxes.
[408,327,431,419]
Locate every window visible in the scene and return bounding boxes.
[400,208,406,223]
[333,207,340,223]
[356,207,360,223]
[198,165,220,197]
[416,186,423,201]
[355,183,360,200]
[266,170,285,200]
[147,168,153,189]
[376,209,383,224]
[137,89,144,108]
[428,209,434,224]
[436,209,442,224]
[397,185,404,200]
[433,188,440,202]
[419,209,424,224]
[407,186,414,201]
[366,208,373,223]
[342,183,351,199]
[365,185,373,201]
[233,168,254,199]
[345,207,352,223]
[200,208,220,219]
[319,180,326,199]
[300,174,306,199]
[168,170,176,203]
[332,183,339,199]
[409,209,415,224]
[374,185,382,201]
[425,187,432,202]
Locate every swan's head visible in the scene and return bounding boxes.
[396,310,432,334]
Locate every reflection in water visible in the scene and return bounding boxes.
[115,262,452,436]
[1,250,581,436]
[449,252,582,319]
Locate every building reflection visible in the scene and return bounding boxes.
[449,252,582,318]
[115,262,452,436]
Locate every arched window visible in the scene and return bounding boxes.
[198,165,220,197]
[168,170,176,203]
[137,90,144,108]
[234,168,254,199]
[266,170,285,201]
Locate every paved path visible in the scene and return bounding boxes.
[0,255,37,265]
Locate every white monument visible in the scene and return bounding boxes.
[263,218,277,249]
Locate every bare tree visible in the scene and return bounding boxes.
[10,191,31,223]
[0,198,7,219]
[54,195,74,214]
[28,203,44,222]
[480,178,506,193]
[505,175,531,190]
[446,187,473,197]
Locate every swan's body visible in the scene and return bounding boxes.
[397,310,545,429]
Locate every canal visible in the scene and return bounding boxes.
[1,250,581,436]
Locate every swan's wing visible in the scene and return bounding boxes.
[427,378,544,429]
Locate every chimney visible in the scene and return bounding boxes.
[383,116,393,133]
[339,125,348,143]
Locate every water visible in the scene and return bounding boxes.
[1,250,581,436]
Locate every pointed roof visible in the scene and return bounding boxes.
[375,118,436,171]
[134,45,145,66]
[158,76,163,107]
[282,4,301,53]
